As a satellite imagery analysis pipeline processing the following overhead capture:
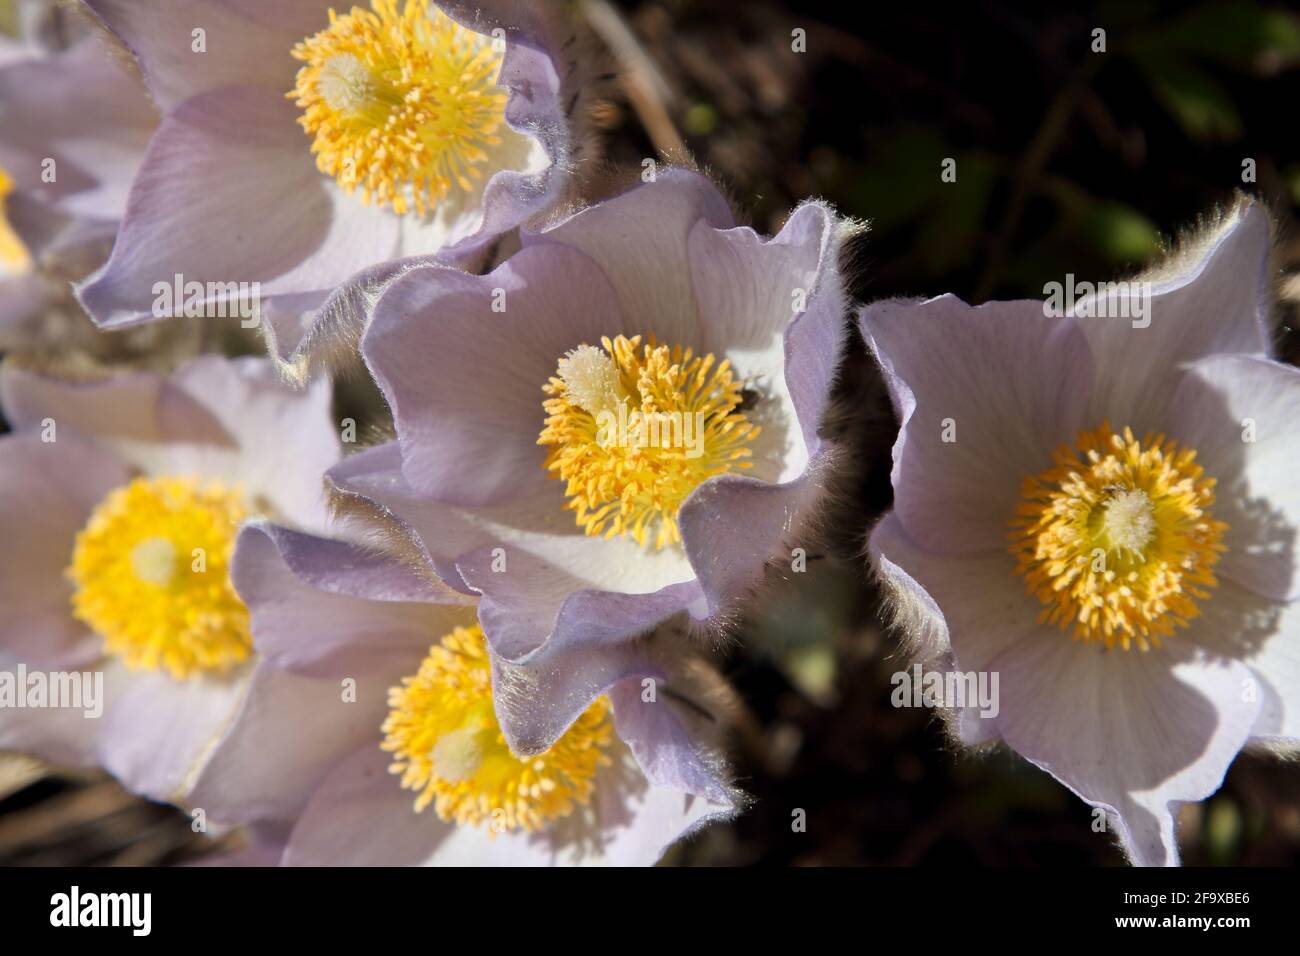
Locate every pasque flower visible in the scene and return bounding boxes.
[326,168,848,756]
[76,0,576,379]
[0,355,339,804]
[187,522,740,865]
[0,6,156,345]
[862,200,1299,865]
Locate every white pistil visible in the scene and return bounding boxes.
[318,53,373,113]
[1102,489,1156,556]
[430,726,485,783]
[557,344,627,418]
[129,537,178,587]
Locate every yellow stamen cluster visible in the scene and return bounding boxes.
[0,166,31,273]
[538,335,761,550]
[289,0,508,215]
[68,477,252,679]
[382,624,613,833]
[1010,422,1228,650]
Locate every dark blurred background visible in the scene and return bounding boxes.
[3,0,1300,865]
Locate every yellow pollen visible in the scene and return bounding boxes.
[289,0,508,215]
[382,625,614,833]
[1009,422,1228,651]
[538,335,761,551]
[67,476,253,679]
[0,166,31,273]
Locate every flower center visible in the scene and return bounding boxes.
[289,0,508,215]
[382,624,613,833]
[538,336,761,551]
[67,476,253,679]
[0,166,31,274]
[1009,422,1228,650]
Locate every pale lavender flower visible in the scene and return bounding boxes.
[76,0,576,380]
[0,355,339,805]
[862,201,1299,866]
[187,523,740,865]
[328,168,848,757]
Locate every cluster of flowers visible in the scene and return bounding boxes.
[0,0,1295,867]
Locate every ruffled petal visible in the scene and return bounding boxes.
[362,244,626,506]
[678,464,832,623]
[1166,354,1300,602]
[83,0,332,110]
[487,621,729,780]
[607,670,737,806]
[988,631,1257,866]
[520,167,736,345]
[688,201,842,464]
[1083,200,1273,432]
[77,85,398,328]
[229,522,473,677]
[327,444,700,651]
[460,542,701,659]
[860,294,1094,555]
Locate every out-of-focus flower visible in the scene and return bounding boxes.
[327,168,848,756]
[77,0,577,380]
[1,0,92,62]
[862,200,1300,865]
[0,355,339,805]
[187,523,740,865]
[0,7,156,347]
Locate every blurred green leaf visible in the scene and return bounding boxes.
[782,644,837,706]
[1148,1,1300,71]
[1124,2,1299,141]
[845,127,952,232]
[1141,57,1243,140]
[1284,163,1300,207]
[1085,200,1162,264]
[682,102,717,137]
[843,128,995,275]
[915,153,995,274]
[1205,798,1243,865]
